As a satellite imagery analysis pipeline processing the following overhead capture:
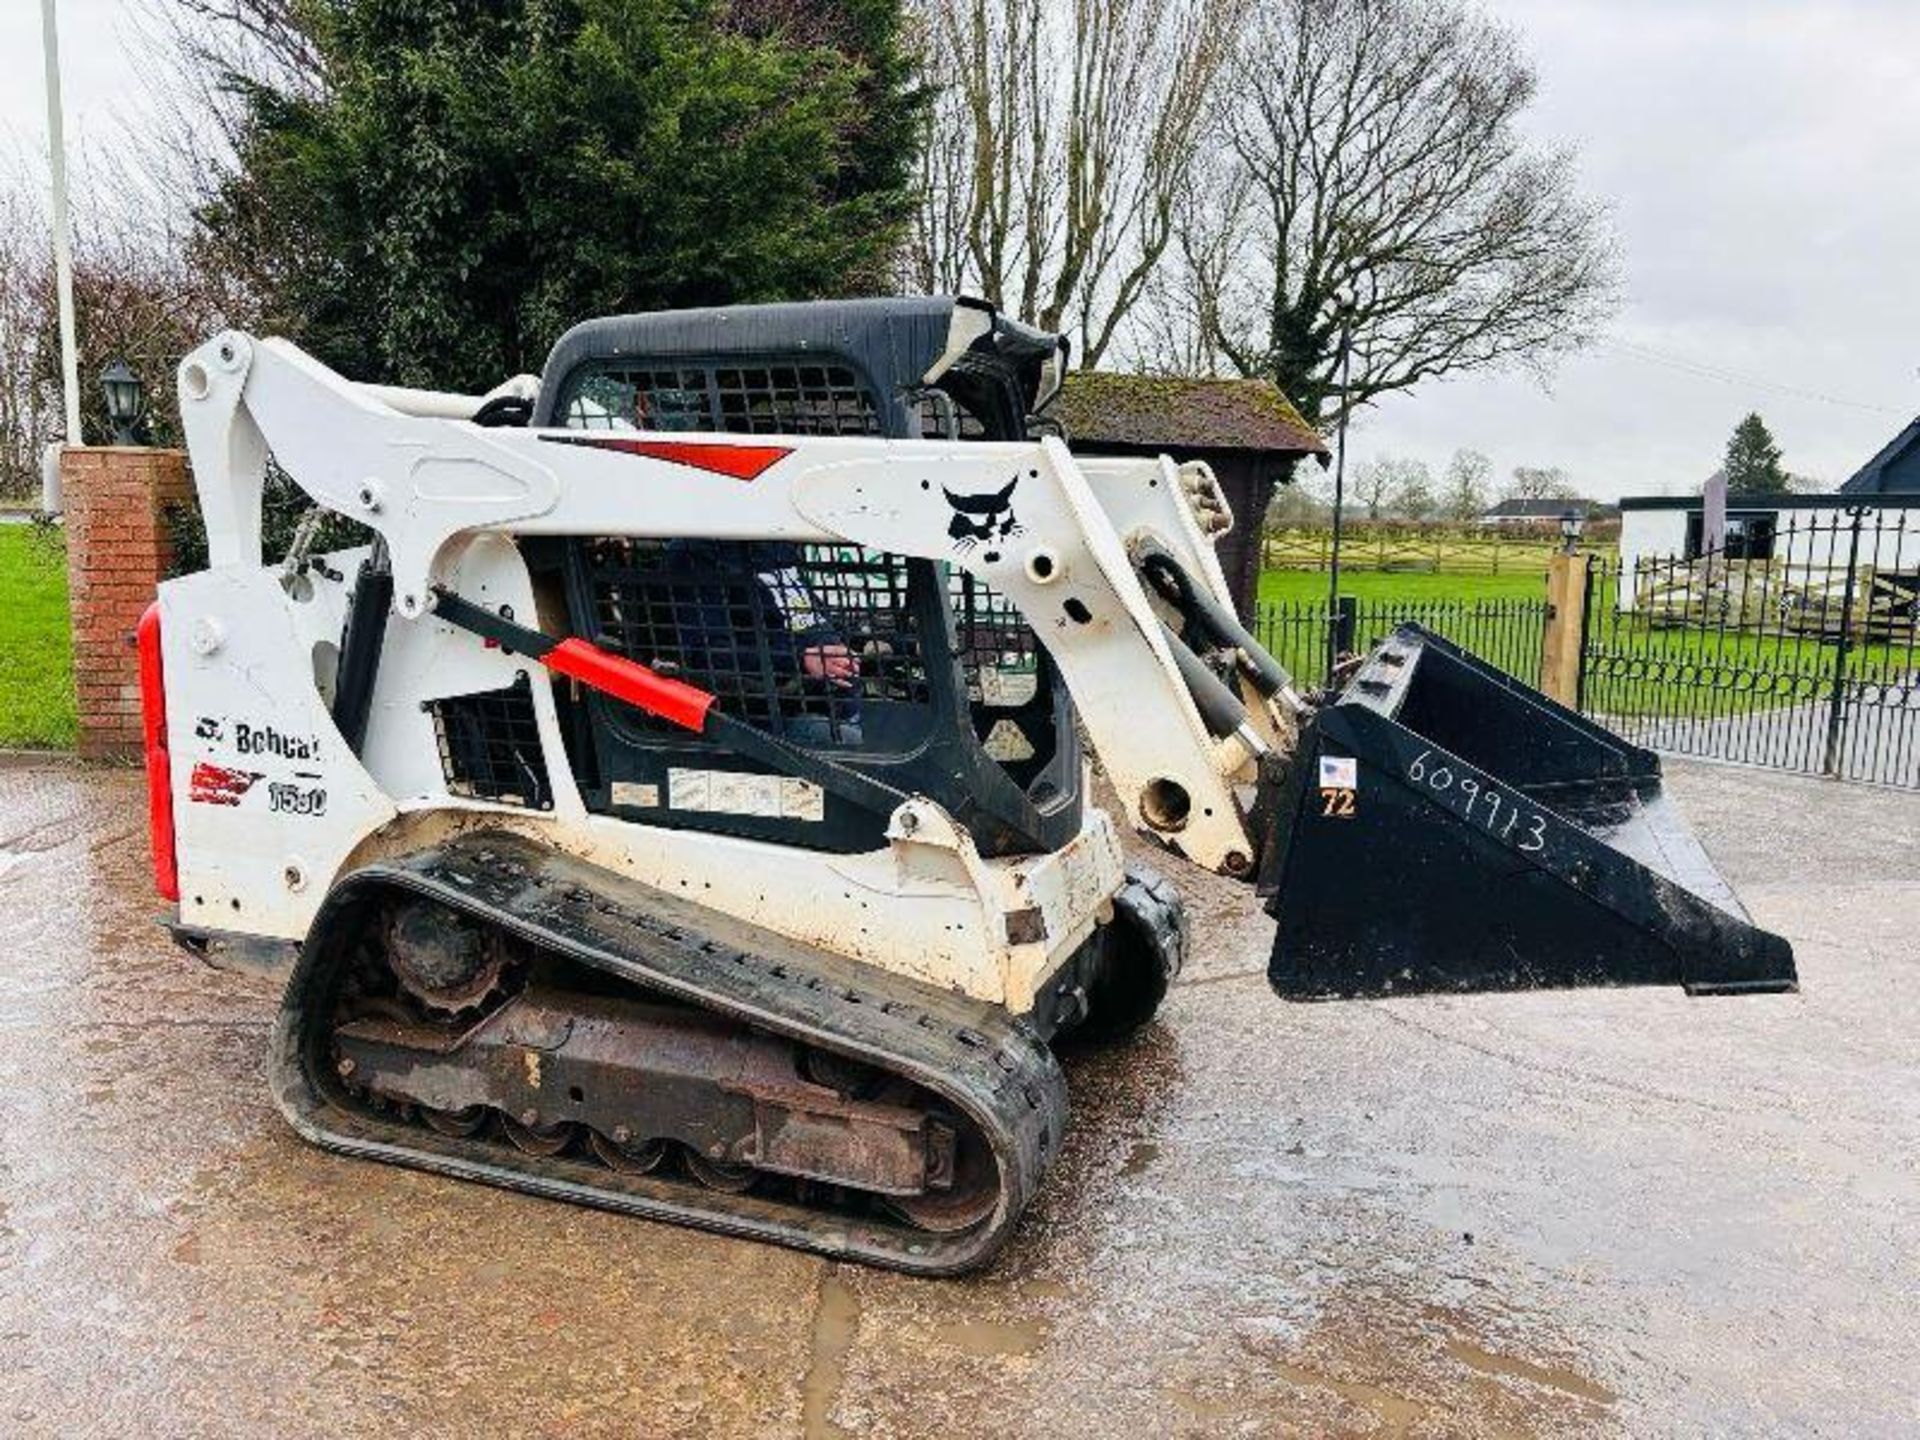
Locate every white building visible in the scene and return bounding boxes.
[1615,495,1920,610]
[1614,419,1920,610]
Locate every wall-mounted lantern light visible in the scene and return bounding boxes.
[1559,509,1585,553]
[99,358,146,445]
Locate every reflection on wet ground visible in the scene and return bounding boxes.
[1,759,1916,1435]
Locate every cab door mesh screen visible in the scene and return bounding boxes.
[582,540,929,746]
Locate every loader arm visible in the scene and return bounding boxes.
[176,331,1276,874]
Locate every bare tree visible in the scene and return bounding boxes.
[1265,475,1331,528]
[1441,447,1492,521]
[140,0,326,109]
[1352,459,1392,521]
[908,0,1242,367]
[1506,465,1578,502]
[0,184,51,499]
[0,150,253,498]
[1390,458,1435,522]
[125,0,327,218]
[1176,0,1616,423]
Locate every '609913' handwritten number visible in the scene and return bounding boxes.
[1406,750,1546,853]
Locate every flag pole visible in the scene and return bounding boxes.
[41,0,83,447]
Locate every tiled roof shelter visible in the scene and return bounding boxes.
[1053,373,1328,620]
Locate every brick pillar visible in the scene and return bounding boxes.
[60,447,193,760]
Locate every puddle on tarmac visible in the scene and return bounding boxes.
[1212,1283,1618,1436]
[1446,1338,1618,1405]
[803,1274,860,1440]
[1120,1141,1160,1177]
[929,1316,1047,1359]
[1269,1359,1425,1430]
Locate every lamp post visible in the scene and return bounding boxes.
[1559,509,1585,554]
[1324,292,1357,687]
[99,360,147,445]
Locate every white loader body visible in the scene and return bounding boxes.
[154,328,1278,1016]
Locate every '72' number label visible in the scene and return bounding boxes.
[1406,750,1547,854]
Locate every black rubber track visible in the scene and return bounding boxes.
[270,832,1069,1275]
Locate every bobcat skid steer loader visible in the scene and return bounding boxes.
[141,297,1795,1274]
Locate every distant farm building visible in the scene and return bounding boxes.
[1479,497,1617,526]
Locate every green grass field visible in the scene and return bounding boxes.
[1579,571,1911,718]
[1256,561,1910,721]
[1257,568,1547,606]
[0,525,77,749]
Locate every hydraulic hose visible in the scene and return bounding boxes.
[1134,540,1297,703]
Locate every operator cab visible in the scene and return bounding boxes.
[497,297,1084,859]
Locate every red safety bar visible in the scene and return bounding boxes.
[543,637,716,733]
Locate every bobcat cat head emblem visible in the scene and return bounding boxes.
[943,475,1024,562]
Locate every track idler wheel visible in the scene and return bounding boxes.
[885,1123,998,1234]
[502,1114,575,1156]
[685,1150,757,1194]
[590,1130,668,1175]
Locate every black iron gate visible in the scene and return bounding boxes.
[1580,508,1920,788]
[1255,594,1548,691]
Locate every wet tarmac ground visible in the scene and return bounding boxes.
[1,756,1916,1437]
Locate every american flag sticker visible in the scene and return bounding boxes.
[1319,756,1357,790]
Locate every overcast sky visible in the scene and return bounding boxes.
[4,0,1918,500]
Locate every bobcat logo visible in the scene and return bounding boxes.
[943,475,1024,562]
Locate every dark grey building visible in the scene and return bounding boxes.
[1839,417,1920,496]
[1479,497,1617,525]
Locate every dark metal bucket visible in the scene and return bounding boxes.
[1259,625,1797,1000]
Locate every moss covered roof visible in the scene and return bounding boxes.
[1051,372,1327,456]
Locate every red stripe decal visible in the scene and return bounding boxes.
[136,604,180,901]
[545,638,716,732]
[188,762,263,806]
[542,435,791,481]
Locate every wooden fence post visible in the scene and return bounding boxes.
[1540,550,1590,707]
